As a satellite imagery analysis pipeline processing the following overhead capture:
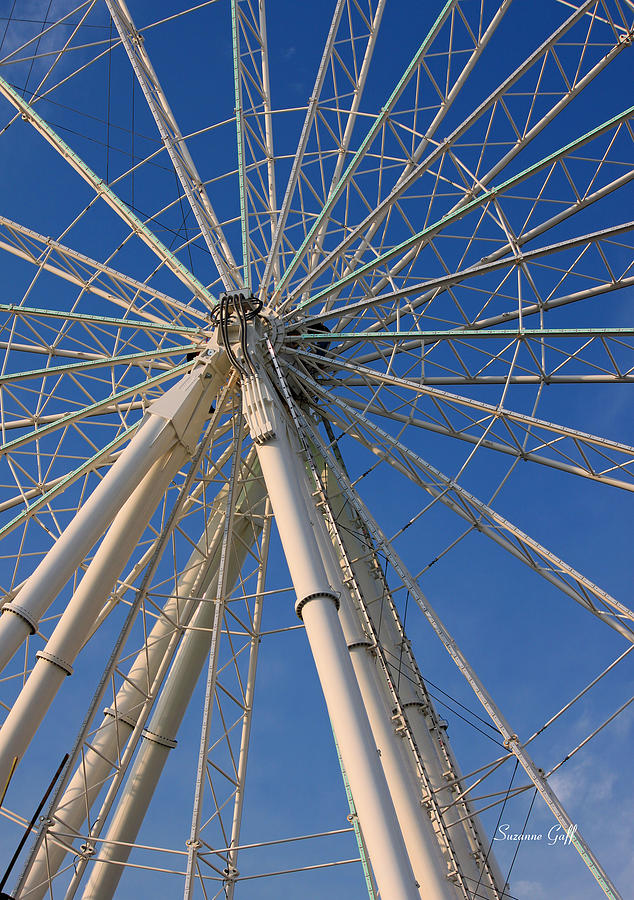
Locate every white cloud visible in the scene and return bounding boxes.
[512,880,547,899]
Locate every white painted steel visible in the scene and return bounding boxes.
[248,371,419,900]
[0,216,202,327]
[328,484,504,898]
[18,491,232,900]
[79,483,265,900]
[0,454,175,792]
[18,449,260,900]
[301,376,634,643]
[0,362,227,672]
[309,492,455,899]
[310,422,623,900]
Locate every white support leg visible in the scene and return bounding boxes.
[244,373,419,900]
[0,453,178,790]
[79,575,224,900]
[329,483,505,897]
[17,454,261,900]
[308,493,455,899]
[0,361,228,791]
[0,361,227,672]
[78,479,265,900]
[17,506,227,900]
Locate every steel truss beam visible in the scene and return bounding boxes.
[302,0,388,291]
[230,0,278,289]
[303,415,623,900]
[0,217,204,327]
[15,434,263,899]
[231,0,252,291]
[0,345,197,386]
[241,351,419,899]
[0,301,200,335]
[184,398,248,896]
[347,273,634,370]
[106,0,241,293]
[289,351,634,492]
[222,504,271,900]
[286,0,525,310]
[0,359,191,460]
[294,369,634,643]
[310,457,502,898]
[0,76,215,308]
[259,0,346,296]
[297,221,634,328]
[285,2,630,317]
[286,105,634,321]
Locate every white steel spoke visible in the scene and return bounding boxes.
[271,0,459,305]
[288,349,634,490]
[286,105,634,319]
[0,346,196,386]
[231,0,278,290]
[106,0,241,292]
[0,216,207,326]
[300,0,388,291]
[282,0,590,312]
[259,0,345,296]
[0,301,199,336]
[298,220,634,327]
[287,0,519,309]
[231,0,252,291]
[0,75,216,308]
[284,2,632,319]
[298,374,634,641]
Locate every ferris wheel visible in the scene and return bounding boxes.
[0,1,632,898]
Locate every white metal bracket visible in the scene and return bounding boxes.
[241,373,277,443]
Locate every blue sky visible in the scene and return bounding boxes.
[0,1,633,898]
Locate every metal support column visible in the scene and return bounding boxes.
[0,360,228,671]
[242,368,419,900]
[0,360,228,791]
[78,459,266,900]
[311,500,457,899]
[18,450,264,900]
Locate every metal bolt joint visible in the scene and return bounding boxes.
[295,590,339,620]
